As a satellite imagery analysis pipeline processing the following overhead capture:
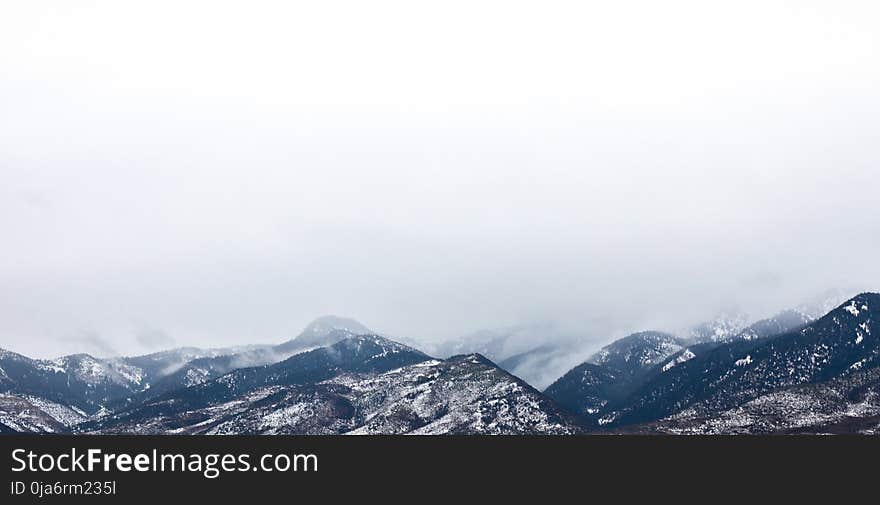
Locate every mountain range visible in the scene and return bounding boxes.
[1,292,877,434]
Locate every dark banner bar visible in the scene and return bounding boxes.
[2,435,876,502]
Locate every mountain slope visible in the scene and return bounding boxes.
[82,335,431,432]
[0,349,144,415]
[588,332,687,373]
[119,345,268,385]
[87,353,582,435]
[113,317,375,408]
[544,299,868,426]
[275,315,371,352]
[734,310,812,341]
[628,367,880,434]
[0,393,89,433]
[606,293,880,427]
[688,312,750,343]
[0,316,383,426]
[544,332,686,422]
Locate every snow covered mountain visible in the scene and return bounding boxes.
[0,316,379,427]
[687,312,750,343]
[543,332,687,423]
[83,336,581,434]
[685,288,855,344]
[604,293,880,429]
[0,348,146,415]
[91,355,580,435]
[0,393,89,433]
[3,293,879,435]
[734,310,812,341]
[544,295,878,430]
[120,345,267,384]
[629,367,880,434]
[114,316,376,407]
[587,331,688,372]
[81,335,431,432]
[276,315,372,351]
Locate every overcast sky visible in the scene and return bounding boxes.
[1,1,879,358]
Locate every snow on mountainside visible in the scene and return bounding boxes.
[276,316,372,352]
[545,295,877,430]
[544,332,686,422]
[0,349,145,415]
[88,353,581,435]
[661,349,696,372]
[687,312,750,343]
[605,293,880,428]
[0,316,383,430]
[735,310,812,341]
[112,317,376,409]
[588,332,687,372]
[81,335,432,433]
[121,345,268,381]
[796,288,857,320]
[4,293,879,435]
[52,354,146,388]
[630,367,880,435]
[0,394,89,433]
[299,315,370,339]
[340,355,579,435]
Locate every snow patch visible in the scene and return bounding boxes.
[662,349,696,372]
[735,355,753,367]
[844,302,860,317]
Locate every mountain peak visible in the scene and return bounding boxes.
[853,291,879,303]
[301,315,371,338]
[811,292,878,321]
[330,333,422,355]
[688,311,750,343]
[795,288,861,320]
[828,292,878,320]
[271,315,374,354]
[588,331,686,371]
